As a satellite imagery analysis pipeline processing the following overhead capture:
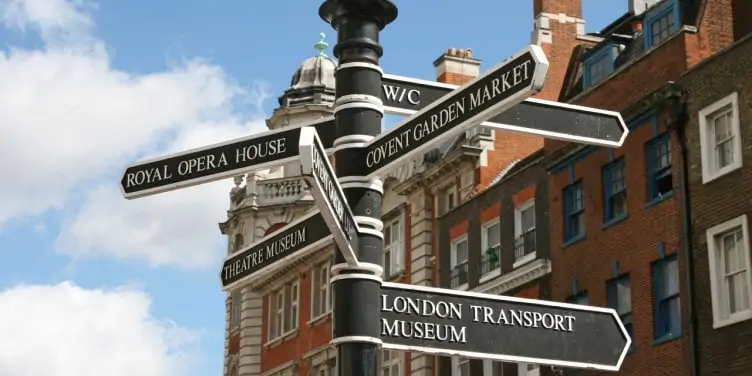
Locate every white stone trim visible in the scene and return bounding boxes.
[474,259,552,295]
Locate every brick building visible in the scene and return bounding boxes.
[539,0,749,375]
[678,33,752,375]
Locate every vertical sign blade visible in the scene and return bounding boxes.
[299,126,360,267]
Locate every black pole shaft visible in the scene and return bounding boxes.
[319,1,397,376]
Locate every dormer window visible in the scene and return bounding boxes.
[644,0,679,48]
[582,43,615,88]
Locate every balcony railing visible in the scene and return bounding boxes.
[480,245,500,276]
[514,229,536,262]
[257,176,308,205]
[450,261,468,288]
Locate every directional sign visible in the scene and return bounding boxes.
[120,118,336,199]
[299,127,360,267]
[221,211,331,291]
[381,73,628,148]
[380,283,631,372]
[364,44,549,178]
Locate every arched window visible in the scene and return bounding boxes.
[265,222,288,236]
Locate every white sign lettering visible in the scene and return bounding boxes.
[222,227,306,282]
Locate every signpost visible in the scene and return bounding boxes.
[299,126,360,267]
[120,117,336,199]
[381,73,629,148]
[120,0,636,373]
[364,44,549,178]
[220,210,331,291]
[380,282,631,372]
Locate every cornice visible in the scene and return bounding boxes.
[473,259,552,296]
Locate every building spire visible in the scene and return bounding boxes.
[314,32,328,57]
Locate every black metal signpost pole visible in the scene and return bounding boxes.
[319,1,397,376]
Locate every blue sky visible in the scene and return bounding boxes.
[0,1,624,375]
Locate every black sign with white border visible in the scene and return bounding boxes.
[220,210,331,291]
[120,118,336,199]
[380,282,631,372]
[299,126,360,267]
[381,74,628,148]
[364,44,548,178]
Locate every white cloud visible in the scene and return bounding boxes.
[0,0,269,267]
[0,282,200,376]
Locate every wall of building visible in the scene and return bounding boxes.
[679,34,752,375]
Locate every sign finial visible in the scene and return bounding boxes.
[314,32,328,57]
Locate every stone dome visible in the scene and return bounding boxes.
[278,33,337,108]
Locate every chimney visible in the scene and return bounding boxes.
[433,48,482,85]
[531,0,584,101]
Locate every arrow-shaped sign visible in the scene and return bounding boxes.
[380,73,628,148]
[380,282,631,372]
[299,126,360,267]
[220,210,331,291]
[363,44,549,178]
[120,118,336,200]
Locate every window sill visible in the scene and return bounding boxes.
[646,191,674,208]
[702,163,742,184]
[652,332,681,346]
[264,329,299,349]
[602,214,628,229]
[307,312,331,327]
[562,234,585,248]
[513,253,536,269]
[713,309,752,329]
[479,269,501,285]
[384,269,406,282]
[453,283,469,291]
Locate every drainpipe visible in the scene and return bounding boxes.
[667,91,699,376]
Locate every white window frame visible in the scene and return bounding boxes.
[383,214,405,278]
[707,214,752,329]
[514,199,536,237]
[310,260,331,321]
[480,218,501,283]
[514,199,537,267]
[699,92,742,184]
[451,236,469,291]
[267,279,300,342]
[382,349,402,376]
[444,185,457,213]
[482,360,503,376]
[451,357,470,376]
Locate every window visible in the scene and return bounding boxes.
[603,159,627,222]
[451,237,469,288]
[514,200,537,263]
[645,5,677,48]
[646,134,673,200]
[608,275,633,342]
[518,363,539,376]
[699,92,742,183]
[563,182,585,242]
[383,216,404,278]
[567,291,589,306]
[311,261,331,319]
[707,215,752,328]
[653,255,681,340]
[451,357,470,376]
[319,358,336,376]
[446,189,456,212]
[382,350,402,376]
[515,200,536,237]
[230,289,242,330]
[268,280,300,340]
[583,47,614,88]
[481,219,501,276]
